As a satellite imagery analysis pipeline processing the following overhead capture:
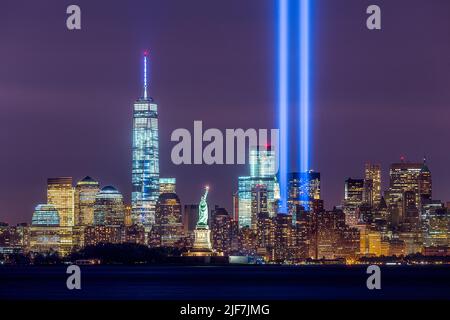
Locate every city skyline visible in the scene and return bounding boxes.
[1,0,450,224]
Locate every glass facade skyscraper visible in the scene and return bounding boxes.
[132,52,160,227]
[238,146,278,228]
[74,176,100,226]
[47,177,74,227]
[94,186,125,226]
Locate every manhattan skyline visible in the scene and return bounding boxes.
[1,0,450,224]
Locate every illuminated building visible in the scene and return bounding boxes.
[363,179,374,207]
[84,226,122,246]
[93,186,125,226]
[345,178,364,206]
[238,227,257,256]
[288,171,320,212]
[365,163,381,206]
[47,177,74,227]
[123,225,146,244]
[423,205,449,248]
[0,223,29,255]
[152,192,184,247]
[256,212,275,259]
[359,227,383,257]
[418,157,432,206]
[123,205,132,226]
[74,176,99,226]
[251,184,268,230]
[31,204,60,226]
[28,204,72,256]
[238,146,277,228]
[159,178,176,194]
[132,52,160,227]
[273,214,294,261]
[211,207,233,255]
[388,158,422,209]
[249,146,276,177]
[343,178,364,227]
[183,204,199,235]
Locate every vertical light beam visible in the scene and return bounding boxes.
[299,0,310,174]
[278,0,289,213]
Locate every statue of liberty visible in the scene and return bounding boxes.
[197,186,209,228]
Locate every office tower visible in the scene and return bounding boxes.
[93,186,125,226]
[74,176,100,226]
[365,163,381,206]
[232,192,239,222]
[418,157,432,205]
[153,192,184,247]
[28,204,72,256]
[288,171,321,212]
[249,146,277,177]
[402,190,420,230]
[238,146,278,228]
[31,204,60,226]
[363,179,374,207]
[256,212,274,258]
[388,158,422,208]
[132,52,160,227]
[343,178,364,227]
[251,184,268,230]
[124,205,133,227]
[0,223,29,252]
[159,178,176,194]
[423,206,449,248]
[211,206,233,254]
[47,177,74,227]
[344,178,364,205]
[273,214,294,261]
[183,204,199,235]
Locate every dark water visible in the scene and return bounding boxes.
[0,265,449,300]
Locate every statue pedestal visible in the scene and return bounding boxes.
[184,227,215,257]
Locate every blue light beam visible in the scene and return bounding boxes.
[278,0,289,213]
[299,0,311,174]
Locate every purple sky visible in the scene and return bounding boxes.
[1,0,450,224]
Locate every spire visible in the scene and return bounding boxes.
[143,50,149,99]
[421,155,430,173]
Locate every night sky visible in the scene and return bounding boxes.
[1,0,449,224]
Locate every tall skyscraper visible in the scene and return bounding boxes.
[343,178,364,227]
[288,171,321,212]
[344,178,364,206]
[74,176,100,226]
[418,157,432,205]
[238,146,278,228]
[153,192,184,247]
[47,177,74,227]
[388,158,422,210]
[132,52,160,227]
[93,186,125,226]
[364,163,381,206]
[251,184,268,230]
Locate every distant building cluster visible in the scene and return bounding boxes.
[1,54,449,264]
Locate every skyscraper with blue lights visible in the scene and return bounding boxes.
[238,146,278,228]
[132,52,160,227]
